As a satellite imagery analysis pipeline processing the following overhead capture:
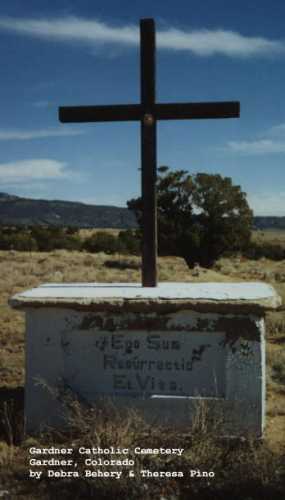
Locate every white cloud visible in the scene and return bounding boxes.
[0,159,68,184]
[0,17,137,46]
[0,127,84,141]
[224,121,285,155]
[266,122,285,137]
[227,139,285,155]
[0,16,283,58]
[158,28,284,57]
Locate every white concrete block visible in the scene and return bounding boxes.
[9,282,281,436]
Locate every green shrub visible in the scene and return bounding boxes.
[83,232,122,254]
[62,235,82,251]
[10,234,38,251]
[30,226,82,251]
[0,227,38,251]
[245,242,285,260]
[83,230,140,255]
[118,230,140,255]
[0,225,82,252]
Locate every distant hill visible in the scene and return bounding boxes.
[0,192,137,228]
[0,192,285,230]
[252,216,285,231]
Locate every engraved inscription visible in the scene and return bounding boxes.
[62,330,226,398]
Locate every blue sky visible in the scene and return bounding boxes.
[0,1,285,215]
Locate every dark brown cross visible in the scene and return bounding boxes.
[59,18,239,287]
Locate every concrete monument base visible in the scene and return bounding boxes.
[10,282,281,436]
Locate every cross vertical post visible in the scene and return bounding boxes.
[58,17,240,288]
[140,19,157,287]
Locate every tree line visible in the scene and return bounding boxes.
[0,168,284,264]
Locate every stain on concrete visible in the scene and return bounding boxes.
[190,344,211,369]
[215,317,260,348]
[60,338,71,355]
[79,314,104,330]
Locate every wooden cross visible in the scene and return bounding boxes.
[59,18,239,287]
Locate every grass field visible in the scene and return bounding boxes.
[252,229,285,247]
[0,242,284,498]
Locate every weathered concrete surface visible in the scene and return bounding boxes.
[9,282,281,436]
[9,282,281,314]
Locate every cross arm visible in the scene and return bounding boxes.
[59,101,240,123]
[59,104,142,123]
[155,101,240,120]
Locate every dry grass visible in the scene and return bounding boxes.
[0,244,284,498]
[0,394,284,499]
[252,229,285,248]
[78,228,122,240]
